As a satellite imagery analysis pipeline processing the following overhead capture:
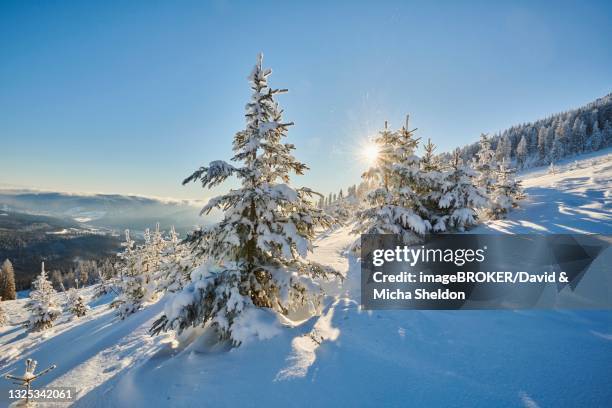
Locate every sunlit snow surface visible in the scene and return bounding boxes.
[1,150,611,407]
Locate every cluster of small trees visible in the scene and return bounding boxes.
[352,122,522,245]
[17,222,188,331]
[0,260,80,330]
[111,224,192,319]
[25,261,94,331]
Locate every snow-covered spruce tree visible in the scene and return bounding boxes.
[26,262,61,331]
[438,150,488,231]
[353,119,431,245]
[419,138,449,232]
[0,296,7,326]
[113,229,157,318]
[0,258,17,301]
[67,287,88,318]
[155,226,196,294]
[489,159,523,219]
[587,121,603,152]
[150,54,339,344]
[495,135,511,163]
[472,134,497,195]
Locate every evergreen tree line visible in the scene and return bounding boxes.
[453,93,612,169]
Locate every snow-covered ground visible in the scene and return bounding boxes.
[474,148,612,234]
[1,151,611,407]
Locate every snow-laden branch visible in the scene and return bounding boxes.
[183,160,241,189]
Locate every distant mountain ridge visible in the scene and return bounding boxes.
[0,190,206,235]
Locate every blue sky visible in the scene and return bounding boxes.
[1,0,610,200]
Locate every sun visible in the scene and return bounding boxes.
[360,142,379,165]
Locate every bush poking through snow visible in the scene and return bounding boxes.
[150,54,340,344]
[26,262,61,331]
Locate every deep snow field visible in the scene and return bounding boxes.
[1,150,611,407]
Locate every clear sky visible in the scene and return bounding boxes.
[1,0,611,200]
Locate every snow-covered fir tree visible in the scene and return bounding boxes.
[438,150,488,231]
[472,134,497,195]
[0,297,7,326]
[353,118,431,244]
[67,287,88,318]
[495,135,511,163]
[155,226,196,294]
[550,130,565,163]
[26,262,61,331]
[419,139,448,232]
[489,159,523,218]
[150,54,339,344]
[113,229,158,318]
[587,121,603,151]
[420,138,438,172]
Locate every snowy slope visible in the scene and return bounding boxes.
[474,149,612,234]
[1,151,611,407]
